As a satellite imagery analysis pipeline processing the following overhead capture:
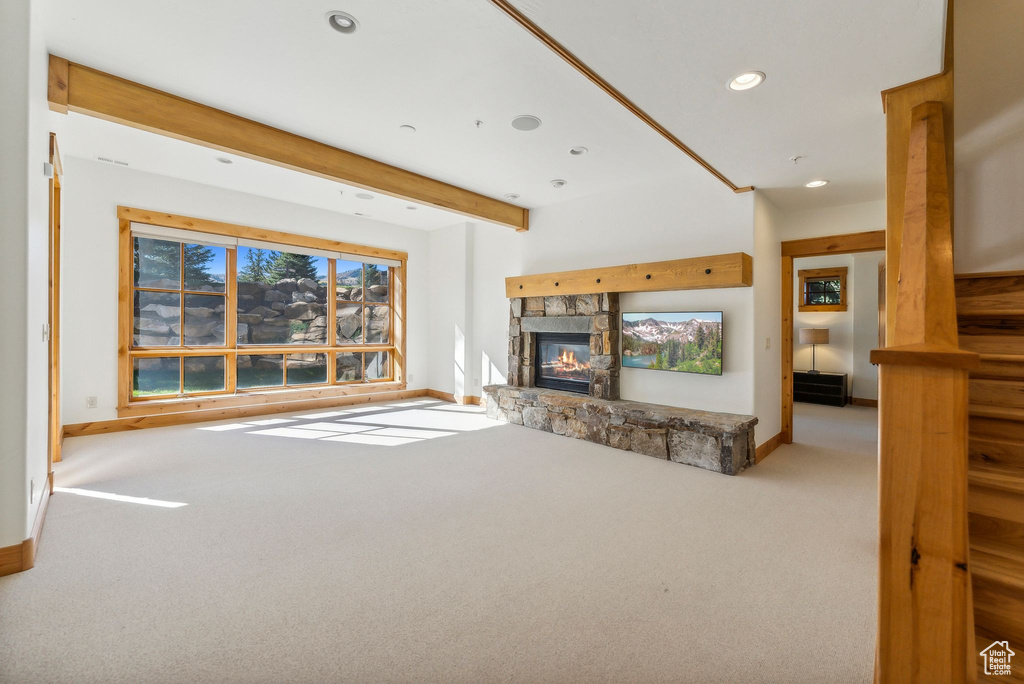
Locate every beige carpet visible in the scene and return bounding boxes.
[0,400,878,683]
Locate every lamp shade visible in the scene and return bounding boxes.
[799,328,829,345]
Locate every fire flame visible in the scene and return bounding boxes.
[552,347,589,372]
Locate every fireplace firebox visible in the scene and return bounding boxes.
[535,332,591,394]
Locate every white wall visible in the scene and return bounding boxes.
[471,168,759,418]
[953,0,1024,274]
[777,199,885,241]
[0,0,50,548]
[426,223,471,397]
[793,255,855,376]
[791,251,882,400]
[851,252,883,400]
[60,159,432,424]
[752,192,783,441]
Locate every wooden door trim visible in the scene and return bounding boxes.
[780,231,886,443]
[48,133,62,473]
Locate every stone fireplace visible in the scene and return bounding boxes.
[507,293,620,400]
[491,289,758,476]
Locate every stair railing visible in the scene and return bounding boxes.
[871,100,979,683]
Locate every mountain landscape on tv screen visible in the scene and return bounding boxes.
[621,313,723,375]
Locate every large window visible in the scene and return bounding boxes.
[119,209,405,410]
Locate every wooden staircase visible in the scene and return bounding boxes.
[957,273,1024,679]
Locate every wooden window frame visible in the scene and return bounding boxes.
[798,267,848,312]
[117,206,408,417]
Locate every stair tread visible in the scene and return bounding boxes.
[970,465,1024,494]
[978,353,1024,362]
[959,308,1024,317]
[971,546,1024,592]
[971,404,1024,421]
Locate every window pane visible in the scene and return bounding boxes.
[824,292,841,304]
[287,353,327,386]
[336,302,363,344]
[184,294,226,346]
[336,352,363,382]
[184,243,227,293]
[134,291,181,346]
[183,356,225,393]
[236,247,327,345]
[134,237,180,289]
[365,305,390,344]
[364,263,390,302]
[237,354,284,389]
[364,351,390,380]
[132,357,180,397]
[336,260,363,301]
[825,280,841,293]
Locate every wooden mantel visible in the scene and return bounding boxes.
[505,252,753,298]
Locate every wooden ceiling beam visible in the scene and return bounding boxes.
[487,0,752,194]
[47,56,529,231]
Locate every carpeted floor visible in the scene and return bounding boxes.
[0,400,878,683]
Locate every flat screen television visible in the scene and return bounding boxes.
[621,311,723,376]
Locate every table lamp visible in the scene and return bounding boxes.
[799,328,829,374]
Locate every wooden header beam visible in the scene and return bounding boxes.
[505,252,752,298]
[781,230,886,258]
[47,56,529,232]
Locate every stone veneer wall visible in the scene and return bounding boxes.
[507,293,620,400]
[484,385,758,475]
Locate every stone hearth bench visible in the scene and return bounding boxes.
[483,385,758,475]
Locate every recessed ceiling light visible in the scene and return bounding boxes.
[326,11,358,34]
[504,193,521,201]
[216,157,233,164]
[399,124,416,133]
[406,205,417,210]
[355,193,374,200]
[550,179,567,189]
[511,115,542,131]
[569,146,588,156]
[805,179,829,188]
[728,71,765,91]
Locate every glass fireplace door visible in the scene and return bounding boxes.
[535,332,591,393]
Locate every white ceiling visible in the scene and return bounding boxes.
[509,0,946,211]
[44,0,945,221]
[50,112,475,231]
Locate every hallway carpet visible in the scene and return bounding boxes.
[0,400,878,683]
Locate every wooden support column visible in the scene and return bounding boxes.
[872,101,977,684]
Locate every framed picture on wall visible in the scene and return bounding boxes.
[621,311,723,376]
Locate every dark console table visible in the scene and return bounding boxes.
[794,371,848,407]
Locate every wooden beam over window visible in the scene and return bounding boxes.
[48,56,529,231]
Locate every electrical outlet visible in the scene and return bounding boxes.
[408,373,414,382]
[86,396,98,409]
[30,479,35,504]
[765,337,771,350]
[42,323,49,342]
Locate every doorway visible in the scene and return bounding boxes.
[780,231,885,444]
